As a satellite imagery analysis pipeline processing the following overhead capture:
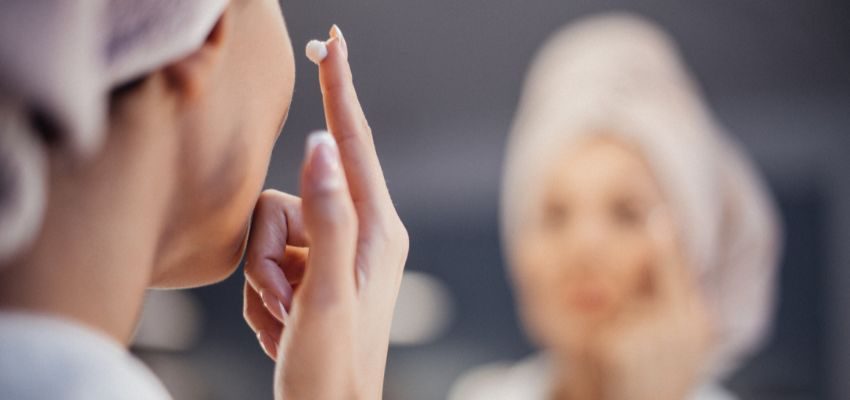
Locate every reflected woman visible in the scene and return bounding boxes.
[452,13,781,400]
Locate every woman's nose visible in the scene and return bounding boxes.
[560,218,610,272]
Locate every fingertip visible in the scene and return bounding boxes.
[306,24,347,66]
[257,331,278,361]
[317,35,352,94]
[305,130,337,159]
[249,190,310,248]
[260,288,291,324]
[328,25,348,60]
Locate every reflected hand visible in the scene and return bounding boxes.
[593,211,713,400]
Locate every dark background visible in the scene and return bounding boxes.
[135,1,850,399]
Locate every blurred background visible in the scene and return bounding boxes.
[131,1,850,399]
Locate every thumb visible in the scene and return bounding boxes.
[275,130,359,399]
[298,130,359,309]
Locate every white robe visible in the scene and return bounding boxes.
[0,312,171,400]
[449,353,736,400]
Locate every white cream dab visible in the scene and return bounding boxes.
[305,40,328,65]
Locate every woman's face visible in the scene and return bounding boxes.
[511,136,672,351]
[151,0,295,288]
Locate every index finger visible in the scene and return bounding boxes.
[310,26,392,214]
[244,190,309,321]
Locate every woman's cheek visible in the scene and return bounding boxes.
[514,237,561,318]
[527,239,566,299]
[615,236,655,300]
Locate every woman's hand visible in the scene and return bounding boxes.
[592,211,713,400]
[242,26,409,400]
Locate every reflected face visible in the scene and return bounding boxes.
[151,0,295,288]
[512,136,670,350]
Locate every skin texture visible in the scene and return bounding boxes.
[0,0,294,342]
[511,136,712,400]
[243,30,409,400]
[0,2,408,399]
[150,0,295,288]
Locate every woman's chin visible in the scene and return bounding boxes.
[150,219,250,289]
[540,313,617,352]
[150,237,248,289]
[149,256,242,289]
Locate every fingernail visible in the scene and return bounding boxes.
[330,24,348,58]
[260,289,289,324]
[257,331,276,358]
[305,130,342,191]
[305,39,328,64]
[278,300,289,325]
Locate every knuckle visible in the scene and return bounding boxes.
[253,190,290,227]
[323,77,343,93]
[253,193,273,218]
[371,216,408,247]
[259,188,278,200]
[397,221,410,256]
[361,120,373,138]
[321,201,358,232]
[366,215,410,268]
[366,216,394,244]
[335,127,368,151]
[324,75,353,97]
[256,189,282,209]
[396,222,410,276]
[388,223,410,266]
[310,207,358,248]
[389,216,410,246]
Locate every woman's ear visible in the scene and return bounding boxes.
[163,8,230,103]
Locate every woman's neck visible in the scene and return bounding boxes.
[550,352,605,400]
[0,90,177,345]
[0,201,156,344]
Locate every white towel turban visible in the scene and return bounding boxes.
[501,13,782,377]
[0,0,229,262]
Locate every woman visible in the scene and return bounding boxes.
[451,13,781,400]
[0,1,407,399]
